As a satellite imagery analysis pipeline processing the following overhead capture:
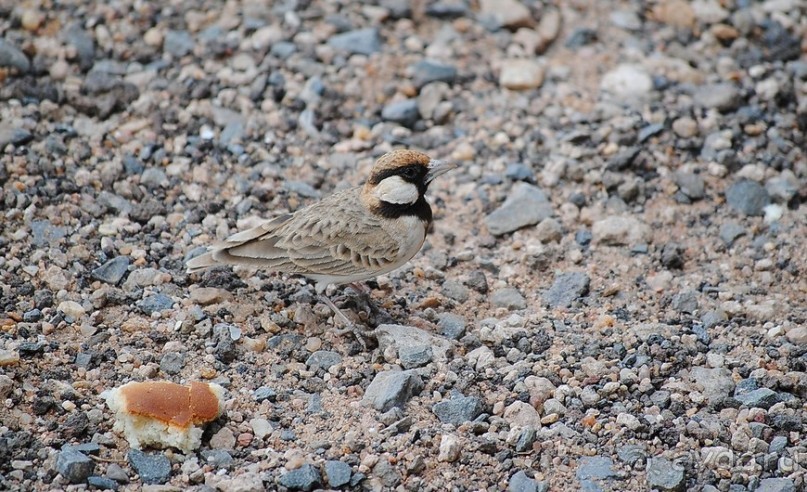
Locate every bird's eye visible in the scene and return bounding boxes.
[401,167,418,180]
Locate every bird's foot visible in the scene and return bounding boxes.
[319,295,375,349]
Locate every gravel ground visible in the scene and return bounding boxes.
[1,0,806,491]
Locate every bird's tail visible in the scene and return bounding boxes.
[186,251,218,273]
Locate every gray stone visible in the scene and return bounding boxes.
[610,10,642,30]
[515,427,537,452]
[442,280,470,302]
[127,449,171,484]
[283,180,321,198]
[576,456,617,480]
[381,99,420,127]
[92,256,130,285]
[0,38,31,72]
[398,344,433,368]
[270,41,296,59]
[432,394,484,424]
[376,324,451,362]
[164,30,195,57]
[254,386,277,402]
[139,294,173,315]
[505,163,534,182]
[327,28,381,55]
[544,272,589,308]
[305,350,342,371]
[617,444,646,466]
[323,460,352,488]
[491,288,527,310]
[591,216,650,245]
[485,183,553,235]
[159,352,184,375]
[362,370,423,411]
[769,436,788,454]
[279,463,321,491]
[30,220,68,247]
[464,270,489,294]
[509,470,544,492]
[88,476,119,490]
[57,448,95,484]
[675,172,705,200]
[671,290,698,314]
[0,124,33,148]
[694,83,741,111]
[734,388,781,409]
[646,457,685,491]
[756,478,795,492]
[201,449,234,467]
[726,180,770,216]
[691,367,734,404]
[65,25,95,69]
[140,167,168,188]
[765,174,799,204]
[719,223,745,246]
[437,313,466,340]
[638,123,665,142]
[411,59,457,87]
[106,463,129,483]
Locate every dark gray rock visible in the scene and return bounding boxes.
[734,388,781,409]
[201,449,234,468]
[756,478,795,492]
[65,25,95,70]
[139,294,173,315]
[442,280,470,303]
[88,476,119,490]
[0,38,31,72]
[362,370,423,411]
[30,220,68,247]
[381,99,420,127]
[544,272,590,308]
[464,270,489,294]
[485,183,553,235]
[127,449,171,484]
[411,59,457,87]
[398,344,433,368]
[327,28,381,55]
[661,242,685,269]
[509,470,545,492]
[57,448,95,484]
[92,256,130,285]
[701,310,727,329]
[769,436,788,454]
[164,30,195,57]
[323,460,352,488]
[671,290,698,314]
[617,444,646,466]
[159,352,184,375]
[279,463,321,491]
[726,180,770,216]
[306,350,342,371]
[515,427,537,452]
[437,313,466,340]
[576,456,617,480]
[270,41,297,59]
[505,163,535,182]
[719,223,746,246]
[254,386,277,402]
[433,394,484,424]
[638,123,665,142]
[0,124,33,148]
[646,457,685,491]
[694,82,741,111]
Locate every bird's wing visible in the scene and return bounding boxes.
[210,189,400,277]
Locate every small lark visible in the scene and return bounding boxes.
[187,149,456,326]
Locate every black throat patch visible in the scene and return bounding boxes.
[371,196,433,223]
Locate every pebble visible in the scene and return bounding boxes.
[734,388,781,409]
[693,83,741,112]
[544,272,590,308]
[442,280,470,302]
[479,0,534,29]
[509,470,545,492]
[672,117,698,138]
[0,124,33,148]
[381,99,420,127]
[327,28,381,55]
[91,256,130,285]
[254,386,277,402]
[646,457,685,491]
[417,81,449,120]
[139,294,174,315]
[756,478,796,492]
[87,476,119,491]
[56,447,95,484]
[617,445,646,466]
[691,367,734,404]
[600,64,653,99]
[718,223,745,246]
[106,464,129,483]
[323,460,352,488]
[65,25,95,69]
[674,172,705,200]
[58,300,86,319]
[485,183,553,235]
[577,456,617,482]
[279,463,321,491]
[433,394,484,425]
[376,324,450,362]
[491,288,527,310]
[164,30,195,57]
[592,216,650,246]
[128,449,171,484]
[159,352,184,375]
[610,10,642,31]
[785,326,807,345]
[305,350,342,371]
[411,60,457,87]
[725,180,771,216]
[503,401,541,427]
[438,434,461,462]
[362,370,424,411]
[0,38,31,73]
[499,59,544,90]
[437,313,466,340]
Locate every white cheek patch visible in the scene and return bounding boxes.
[374,175,419,204]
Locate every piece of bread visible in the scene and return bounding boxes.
[104,381,225,452]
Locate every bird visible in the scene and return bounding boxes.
[186,149,457,328]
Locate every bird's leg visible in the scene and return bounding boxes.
[318,294,373,349]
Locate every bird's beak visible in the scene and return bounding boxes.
[425,159,458,184]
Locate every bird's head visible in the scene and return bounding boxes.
[362,149,456,215]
